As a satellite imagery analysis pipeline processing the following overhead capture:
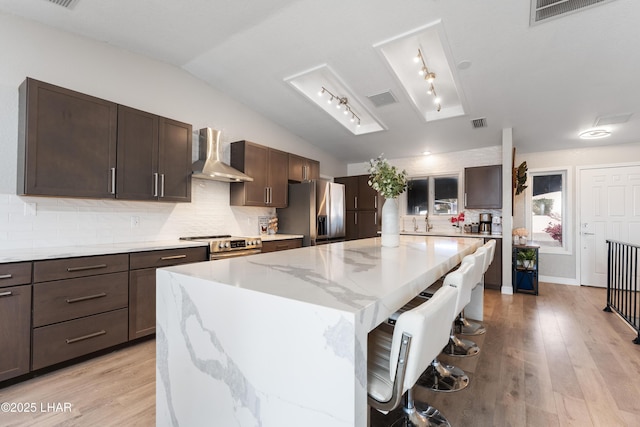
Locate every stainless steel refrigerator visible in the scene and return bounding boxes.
[276,179,345,246]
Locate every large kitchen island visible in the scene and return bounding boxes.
[156,235,482,427]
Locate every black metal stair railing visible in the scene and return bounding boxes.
[605,240,640,344]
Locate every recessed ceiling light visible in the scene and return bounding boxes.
[457,60,472,70]
[422,151,431,156]
[579,128,612,139]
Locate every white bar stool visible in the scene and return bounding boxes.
[458,239,496,336]
[368,283,459,426]
[442,248,486,357]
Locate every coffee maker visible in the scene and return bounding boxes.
[479,213,492,235]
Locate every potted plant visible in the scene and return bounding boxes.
[367,154,408,247]
[517,249,536,269]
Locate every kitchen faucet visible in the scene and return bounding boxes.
[425,212,433,231]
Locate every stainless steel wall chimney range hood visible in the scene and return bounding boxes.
[192,128,253,182]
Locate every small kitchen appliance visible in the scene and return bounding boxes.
[479,213,492,235]
[179,235,262,260]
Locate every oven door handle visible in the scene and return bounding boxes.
[210,249,262,260]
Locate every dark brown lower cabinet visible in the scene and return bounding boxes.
[0,285,32,382]
[128,268,157,340]
[344,210,379,240]
[32,308,128,370]
[261,238,303,253]
[484,238,503,290]
[128,246,208,340]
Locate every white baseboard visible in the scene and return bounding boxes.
[501,285,513,295]
[539,275,579,286]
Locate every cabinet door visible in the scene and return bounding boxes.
[116,106,159,200]
[357,211,379,239]
[335,176,358,210]
[288,154,305,182]
[344,211,359,240]
[308,159,320,181]
[464,165,502,209]
[0,285,32,382]
[268,148,289,207]
[129,268,156,340]
[158,118,192,202]
[18,78,117,198]
[231,141,269,206]
[484,239,502,290]
[357,175,378,210]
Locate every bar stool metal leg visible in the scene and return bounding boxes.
[442,325,480,357]
[416,358,469,392]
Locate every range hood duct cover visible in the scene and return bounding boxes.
[192,128,253,182]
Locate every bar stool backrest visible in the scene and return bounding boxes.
[444,260,476,321]
[391,283,459,395]
[482,239,496,273]
[461,247,486,289]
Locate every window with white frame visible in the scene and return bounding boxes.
[528,169,571,254]
[405,174,459,216]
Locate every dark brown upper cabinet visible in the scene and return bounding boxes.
[116,106,192,202]
[464,165,502,209]
[18,78,191,202]
[288,154,320,183]
[18,78,118,198]
[230,141,288,208]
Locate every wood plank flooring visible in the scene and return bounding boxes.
[2,282,640,426]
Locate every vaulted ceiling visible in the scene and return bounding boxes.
[1,0,638,162]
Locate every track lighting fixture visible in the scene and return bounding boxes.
[416,49,441,112]
[318,87,361,126]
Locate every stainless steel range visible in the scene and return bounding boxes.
[180,235,262,260]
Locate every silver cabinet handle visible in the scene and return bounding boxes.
[374,197,377,209]
[265,187,269,204]
[374,213,377,225]
[65,330,106,344]
[0,291,13,297]
[160,254,187,261]
[355,196,358,210]
[109,168,116,195]
[464,193,467,207]
[582,232,595,235]
[66,264,108,272]
[0,274,13,279]
[153,173,159,197]
[160,174,165,197]
[66,293,107,304]
[354,212,358,225]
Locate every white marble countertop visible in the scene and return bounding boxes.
[162,235,482,330]
[0,240,209,263]
[156,235,483,427]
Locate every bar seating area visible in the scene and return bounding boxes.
[373,241,498,425]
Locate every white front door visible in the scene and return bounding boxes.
[580,165,640,287]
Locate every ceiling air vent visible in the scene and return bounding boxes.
[531,0,617,25]
[471,118,487,129]
[46,0,79,9]
[594,113,632,127]
[367,91,398,108]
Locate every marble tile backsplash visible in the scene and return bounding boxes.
[0,179,274,250]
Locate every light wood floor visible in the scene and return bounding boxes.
[2,282,640,427]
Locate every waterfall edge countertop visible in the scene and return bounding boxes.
[156,235,483,427]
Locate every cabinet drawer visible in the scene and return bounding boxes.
[261,239,303,253]
[0,262,32,287]
[32,272,128,327]
[130,246,207,270]
[33,254,129,283]
[32,308,128,370]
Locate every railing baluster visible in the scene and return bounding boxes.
[606,239,640,344]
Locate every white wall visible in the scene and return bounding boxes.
[0,14,347,250]
[513,141,640,284]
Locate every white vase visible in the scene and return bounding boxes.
[381,197,400,247]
